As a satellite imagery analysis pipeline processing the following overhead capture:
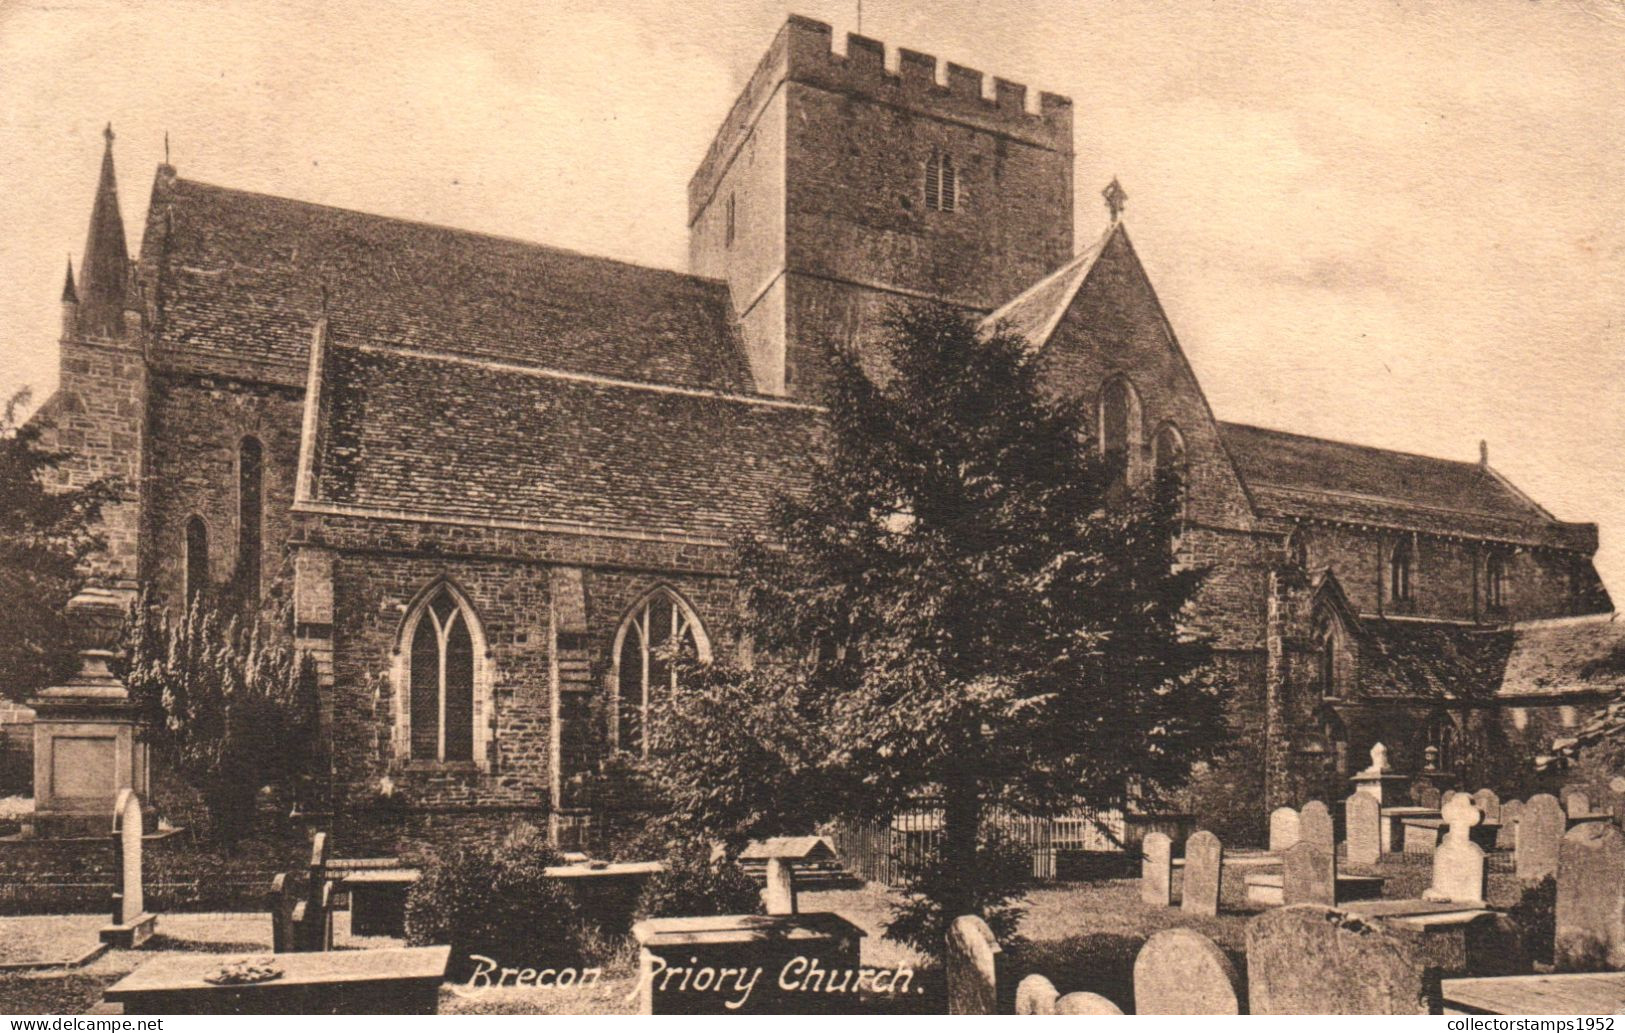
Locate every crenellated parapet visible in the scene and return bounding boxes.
[689,14,1072,223]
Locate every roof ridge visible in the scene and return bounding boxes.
[169,175,731,291]
[1249,480,1551,523]
[1219,419,1506,473]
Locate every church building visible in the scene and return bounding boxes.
[36,16,1620,843]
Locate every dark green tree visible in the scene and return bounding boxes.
[116,588,323,845]
[643,304,1228,953]
[0,388,116,702]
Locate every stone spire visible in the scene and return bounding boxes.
[61,257,78,304]
[77,124,131,336]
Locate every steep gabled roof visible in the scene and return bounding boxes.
[141,172,754,392]
[1219,421,1596,549]
[304,342,817,543]
[979,223,1112,348]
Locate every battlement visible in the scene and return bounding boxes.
[689,14,1073,223]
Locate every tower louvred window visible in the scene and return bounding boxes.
[925,152,958,212]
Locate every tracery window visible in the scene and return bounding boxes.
[613,589,709,755]
[405,586,477,763]
[1099,376,1142,486]
[1389,537,1413,604]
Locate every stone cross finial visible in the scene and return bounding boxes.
[1103,178,1127,221]
[104,123,115,146]
[1366,742,1388,774]
[1442,792,1481,843]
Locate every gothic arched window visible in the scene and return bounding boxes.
[1151,423,1188,509]
[1099,376,1142,486]
[1317,623,1337,699]
[238,436,263,600]
[404,585,479,763]
[1485,553,1507,610]
[1423,711,1457,772]
[1286,526,1310,570]
[1389,537,1413,604]
[613,588,710,755]
[184,516,208,605]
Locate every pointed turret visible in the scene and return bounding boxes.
[60,257,79,337]
[77,124,131,336]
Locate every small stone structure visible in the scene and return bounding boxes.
[1140,832,1173,907]
[946,914,1002,1015]
[1247,904,1436,1014]
[99,788,156,947]
[1282,840,1335,907]
[1133,928,1241,1015]
[1517,794,1566,884]
[1014,973,1058,1015]
[1424,793,1486,906]
[1181,830,1222,917]
[1345,792,1382,866]
[1555,821,1625,970]
[1268,807,1300,853]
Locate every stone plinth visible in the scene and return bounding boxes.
[631,912,866,1014]
[29,587,148,837]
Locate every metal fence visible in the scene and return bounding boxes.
[827,804,1126,886]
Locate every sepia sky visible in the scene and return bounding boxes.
[1,0,1622,595]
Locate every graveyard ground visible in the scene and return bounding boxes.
[0,853,1535,1015]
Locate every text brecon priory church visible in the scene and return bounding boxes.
[36,16,1620,840]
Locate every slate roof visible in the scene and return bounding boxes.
[142,172,753,392]
[1498,614,1625,700]
[1353,619,1514,701]
[1219,422,1595,549]
[307,342,817,542]
[980,224,1111,347]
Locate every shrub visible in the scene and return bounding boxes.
[405,823,584,979]
[1509,875,1556,968]
[635,841,763,921]
[886,831,1031,960]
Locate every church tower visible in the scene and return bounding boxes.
[689,16,1074,398]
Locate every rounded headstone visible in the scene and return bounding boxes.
[1055,992,1123,1015]
[1299,801,1334,853]
[1517,794,1566,884]
[1345,792,1382,866]
[1133,928,1241,1015]
[946,915,1001,1015]
[1269,806,1301,854]
[1181,830,1223,917]
[1555,821,1625,970]
[1141,832,1173,907]
[1015,973,1059,1015]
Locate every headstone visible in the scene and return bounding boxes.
[1345,792,1382,866]
[1607,777,1625,829]
[1555,822,1625,970]
[1133,928,1242,1015]
[1282,840,1335,906]
[946,915,1001,1015]
[294,833,333,952]
[1014,974,1059,1015]
[1268,807,1300,853]
[1498,799,1523,850]
[1140,832,1173,907]
[268,873,297,953]
[1181,830,1223,917]
[1517,794,1566,884]
[1424,793,1486,905]
[1471,788,1501,825]
[1299,801,1334,854]
[1247,904,1436,1014]
[1413,783,1442,809]
[1565,787,1592,819]
[1055,992,1123,1015]
[761,857,797,915]
[99,789,156,947]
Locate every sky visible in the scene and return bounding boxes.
[1,0,1622,593]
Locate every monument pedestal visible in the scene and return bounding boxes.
[100,911,157,948]
[27,587,148,838]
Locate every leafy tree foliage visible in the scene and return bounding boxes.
[642,304,1228,949]
[0,389,116,701]
[116,588,322,846]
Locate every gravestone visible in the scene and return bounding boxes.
[1555,822,1625,970]
[1246,904,1436,1014]
[1282,840,1335,906]
[1133,928,1242,1015]
[1268,807,1300,853]
[1607,777,1625,829]
[1014,974,1059,1015]
[1345,792,1382,866]
[946,915,1001,1015]
[1181,830,1223,917]
[99,789,157,947]
[1140,832,1173,907]
[1055,992,1122,1015]
[1299,801,1334,854]
[762,858,797,915]
[1498,799,1523,850]
[1565,788,1591,819]
[1471,788,1501,824]
[294,833,333,952]
[1413,783,1442,809]
[1517,794,1566,884]
[268,873,297,953]
[1424,793,1486,905]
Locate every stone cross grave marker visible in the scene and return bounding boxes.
[293,832,333,951]
[1471,788,1501,825]
[1268,807,1300,853]
[1014,974,1059,1015]
[1282,840,1335,906]
[1247,904,1435,1014]
[1565,787,1591,819]
[1498,799,1523,850]
[1517,794,1566,884]
[1140,831,1173,906]
[1345,792,1382,866]
[1299,800,1334,854]
[1055,992,1123,1014]
[946,914,1001,1015]
[1425,792,1486,905]
[100,789,157,947]
[1556,821,1625,970]
[1133,927,1242,1015]
[1181,830,1222,917]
